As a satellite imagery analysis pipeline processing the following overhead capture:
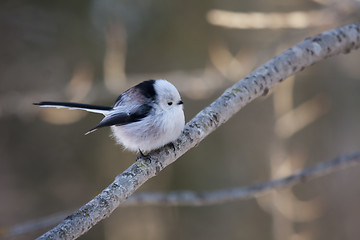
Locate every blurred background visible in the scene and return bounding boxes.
[1,0,360,239]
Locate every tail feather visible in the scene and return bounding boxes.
[85,128,98,135]
[33,101,112,115]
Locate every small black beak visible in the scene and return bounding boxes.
[178,100,183,105]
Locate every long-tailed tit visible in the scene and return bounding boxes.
[34,79,185,155]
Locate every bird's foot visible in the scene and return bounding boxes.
[136,149,152,162]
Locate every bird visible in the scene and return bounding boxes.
[34,79,185,155]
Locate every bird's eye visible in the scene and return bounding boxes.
[167,101,173,106]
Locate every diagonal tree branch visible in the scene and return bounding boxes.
[37,22,360,240]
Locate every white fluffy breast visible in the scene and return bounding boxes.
[110,106,184,152]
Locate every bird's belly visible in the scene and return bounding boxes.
[110,113,184,152]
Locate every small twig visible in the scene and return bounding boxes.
[2,211,72,239]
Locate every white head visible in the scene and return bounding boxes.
[154,80,183,111]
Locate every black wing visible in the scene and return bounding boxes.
[85,104,152,134]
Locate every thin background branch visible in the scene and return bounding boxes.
[124,152,360,206]
[3,151,359,239]
[36,22,360,240]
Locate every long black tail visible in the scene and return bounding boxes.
[33,101,112,115]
